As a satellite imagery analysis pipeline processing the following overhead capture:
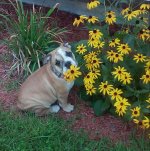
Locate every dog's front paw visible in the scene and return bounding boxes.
[62,104,74,112]
[50,105,60,113]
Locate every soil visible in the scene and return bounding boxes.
[0,1,148,143]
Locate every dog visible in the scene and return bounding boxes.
[17,43,77,116]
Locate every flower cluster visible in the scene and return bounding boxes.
[72,1,150,136]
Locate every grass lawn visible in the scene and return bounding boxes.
[0,109,150,151]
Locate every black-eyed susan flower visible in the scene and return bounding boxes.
[121,7,139,21]
[109,38,120,47]
[86,85,96,95]
[143,116,150,129]
[76,44,87,54]
[89,69,101,79]
[87,15,99,23]
[133,119,145,129]
[93,40,105,49]
[120,72,132,85]
[133,53,146,63]
[114,98,131,116]
[99,81,113,95]
[138,29,150,41]
[84,51,97,62]
[88,37,99,47]
[140,4,150,10]
[84,73,95,85]
[86,57,101,70]
[109,88,123,101]
[73,15,87,26]
[117,43,131,55]
[105,11,116,25]
[146,97,150,108]
[112,66,127,81]
[64,65,82,82]
[89,29,103,39]
[113,52,123,63]
[131,106,141,118]
[140,71,150,84]
[144,60,150,71]
[87,0,100,10]
[107,50,116,62]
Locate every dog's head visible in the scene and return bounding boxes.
[43,43,77,78]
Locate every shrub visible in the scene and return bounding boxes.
[66,0,150,133]
[0,0,68,77]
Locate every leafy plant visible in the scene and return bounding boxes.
[69,0,150,134]
[0,0,68,77]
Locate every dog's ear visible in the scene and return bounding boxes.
[43,54,52,65]
[63,43,71,48]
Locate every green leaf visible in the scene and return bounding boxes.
[93,99,110,116]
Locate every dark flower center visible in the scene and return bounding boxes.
[128,11,131,14]
[146,75,149,78]
[112,39,115,42]
[115,54,119,57]
[104,85,107,88]
[93,60,96,63]
[93,30,97,33]
[122,46,126,49]
[108,14,112,18]
[89,16,92,19]
[139,55,142,58]
[118,71,122,74]
[140,30,144,34]
[114,92,117,96]
[87,75,90,78]
[134,111,138,114]
[120,103,124,106]
[71,70,74,74]
[77,16,80,20]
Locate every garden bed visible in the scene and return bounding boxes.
[0,1,149,144]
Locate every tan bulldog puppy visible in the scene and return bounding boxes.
[17,43,77,116]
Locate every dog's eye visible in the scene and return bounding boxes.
[66,52,72,57]
[55,60,61,66]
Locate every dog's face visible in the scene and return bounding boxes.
[44,43,77,77]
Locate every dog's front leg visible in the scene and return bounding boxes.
[58,96,74,112]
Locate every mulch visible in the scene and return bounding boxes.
[0,1,148,143]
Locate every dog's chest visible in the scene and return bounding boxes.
[65,81,74,92]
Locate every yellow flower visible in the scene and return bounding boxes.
[114,98,131,116]
[86,57,101,70]
[93,41,105,49]
[138,29,150,41]
[73,15,87,26]
[143,116,150,129]
[86,85,96,96]
[64,65,82,82]
[112,66,127,81]
[117,43,131,55]
[107,50,116,62]
[76,44,87,54]
[89,69,101,79]
[133,119,145,129]
[113,52,123,63]
[144,59,150,72]
[99,81,113,95]
[89,29,103,39]
[140,71,150,84]
[87,0,100,10]
[122,8,139,21]
[109,38,120,47]
[120,72,132,85]
[109,88,123,101]
[133,53,146,63]
[84,73,95,85]
[140,4,150,10]
[88,37,99,47]
[131,107,141,118]
[105,11,116,25]
[84,51,97,62]
[145,97,150,108]
[87,15,99,24]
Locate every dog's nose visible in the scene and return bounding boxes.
[65,61,71,69]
